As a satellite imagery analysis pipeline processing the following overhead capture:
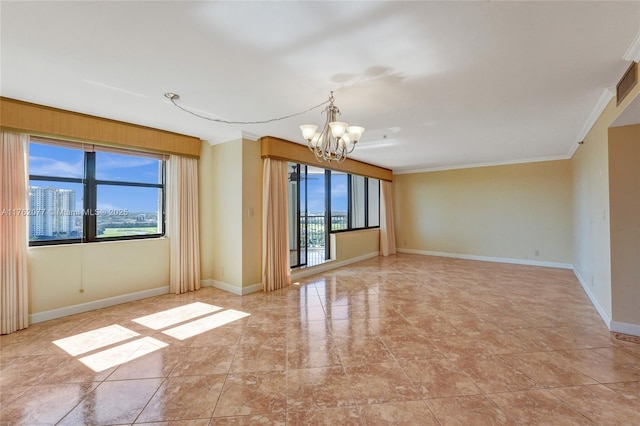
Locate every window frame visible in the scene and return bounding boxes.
[330,174,380,234]
[28,139,166,247]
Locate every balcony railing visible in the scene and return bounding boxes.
[302,214,347,248]
[291,213,347,267]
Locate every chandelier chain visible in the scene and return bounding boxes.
[165,93,331,125]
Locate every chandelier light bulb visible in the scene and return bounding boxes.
[347,126,365,142]
[329,121,348,138]
[299,124,318,141]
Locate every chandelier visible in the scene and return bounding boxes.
[299,92,365,163]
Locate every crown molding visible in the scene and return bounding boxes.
[241,130,261,141]
[573,87,615,147]
[623,30,640,62]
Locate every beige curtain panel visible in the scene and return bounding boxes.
[167,155,201,294]
[380,180,397,256]
[1,132,30,334]
[262,158,290,291]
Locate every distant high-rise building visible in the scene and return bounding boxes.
[29,186,77,238]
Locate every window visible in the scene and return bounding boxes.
[28,139,165,246]
[330,171,348,232]
[287,162,381,267]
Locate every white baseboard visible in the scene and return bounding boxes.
[291,251,380,280]
[572,267,611,329]
[610,321,640,337]
[242,282,263,295]
[29,286,170,324]
[202,279,262,296]
[397,248,573,269]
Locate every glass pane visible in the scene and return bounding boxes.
[288,163,301,267]
[96,152,161,184]
[330,170,348,231]
[306,166,326,265]
[368,178,380,227]
[96,185,162,238]
[350,175,366,228]
[29,181,83,241]
[299,165,307,266]
[29,142,84,178]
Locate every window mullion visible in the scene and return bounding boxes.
[364,177,369,228]
[347,174,352,230]
[84,152,97,242]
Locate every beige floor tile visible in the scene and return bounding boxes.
[287,366,355,411]
[189,324,244,347]
[136,375,225,422]
[500,351,599,388]
[344,362,419,405]
[287,407,362,425]
[555,347,640,383]
[0,382,99,425]
[401,358,482,398]
[230,343,286,373]
[3,254,637,424]
[213,371,286,417]
[136,419,211,425]
[58,378,163,425]
[286,338,341,369]
[489,389,595,425]
[550,383,640,425]
[452,355,539,393]
[380,333,445,361]
[358,400,439,425]
[170,345,236,376]
[208,412,286,425]
[334,336,395,365]
[107,346,187,380]
[426,394,517,425]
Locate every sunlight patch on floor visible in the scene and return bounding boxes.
[132,302,223,330]
[51,302,250,373]
[79,336,168,372]
[162,309,250,340]
[53,324,140,356]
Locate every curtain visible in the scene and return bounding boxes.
[167,155,201,294]
[1,132,30,334]
[262,158,290,291]
[380,180,397,256]
[350,175,365,228]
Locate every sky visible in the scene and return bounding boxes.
[298,168,348,214]
[29,142,161,212]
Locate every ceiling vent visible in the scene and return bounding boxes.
[617,61,638,105]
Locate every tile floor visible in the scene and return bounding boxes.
[1,254,639,425]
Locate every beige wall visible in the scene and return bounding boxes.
[207,139,244,288]
[29,238,169,314]
[199,140,216,283]
[241,139,263,287]
[572,100,617,317]
[201,138,262,291]
[608,124,640,325]
[394,160,573,264]
[572,66,640,323]
[331,229,380,262]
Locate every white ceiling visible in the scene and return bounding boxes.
[1,1,639,173]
